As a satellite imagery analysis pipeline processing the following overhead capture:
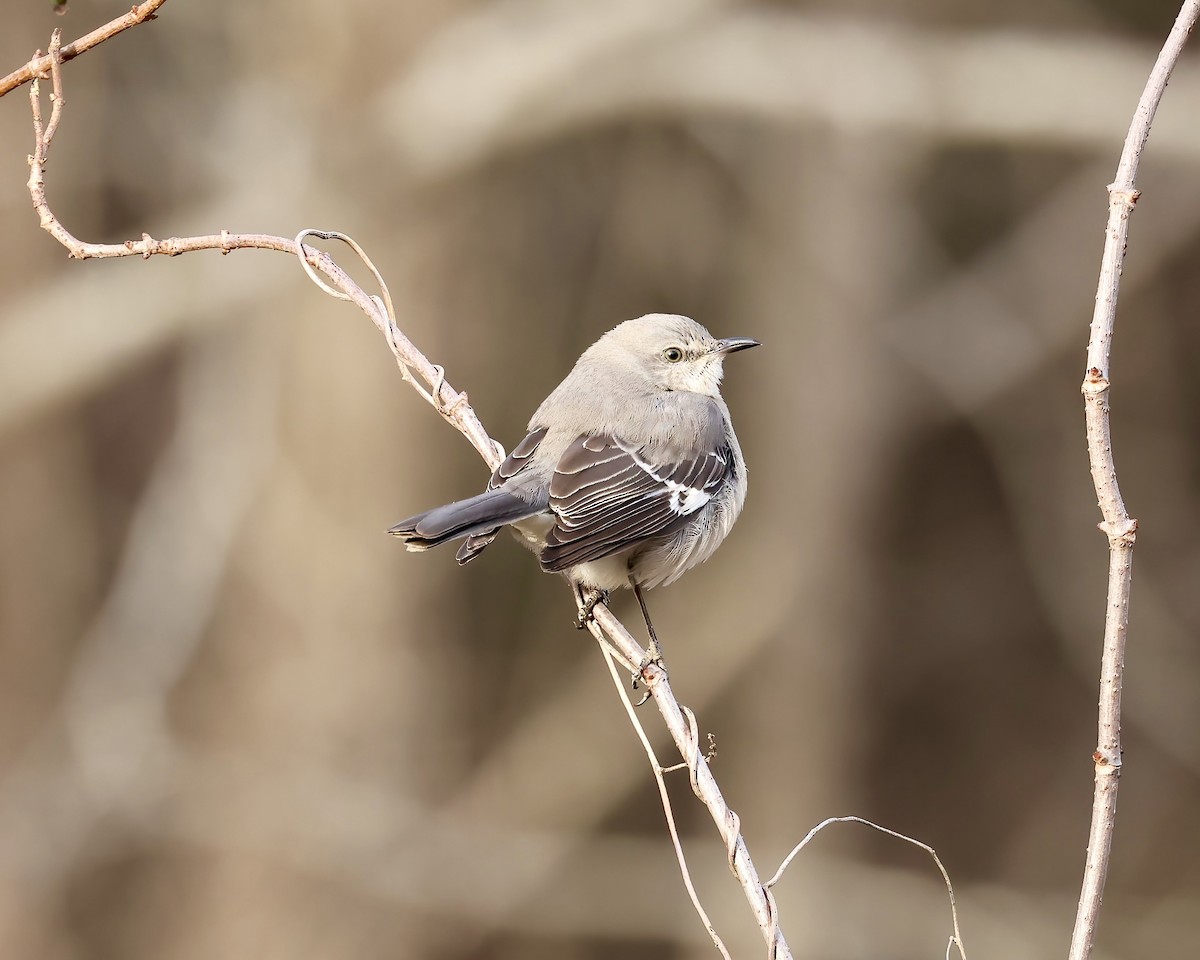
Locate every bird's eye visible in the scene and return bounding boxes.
[663,347,684,363]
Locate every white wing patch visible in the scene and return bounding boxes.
[542,433,734,573]
[629,449,716,517]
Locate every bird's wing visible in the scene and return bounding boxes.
[540,433,733,572]
[455,427,548,564]
[486,427,548,490]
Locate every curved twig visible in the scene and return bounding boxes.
[765,816,965,960]
[23,34,498,471]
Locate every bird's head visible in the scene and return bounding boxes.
[594,314,760,398]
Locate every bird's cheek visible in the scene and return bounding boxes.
[699,363,723,394]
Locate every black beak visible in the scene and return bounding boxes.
[714,337,761,355]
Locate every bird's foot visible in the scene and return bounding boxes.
[638,638,665,673]
[575,589,610,629]
[631,641,666,705]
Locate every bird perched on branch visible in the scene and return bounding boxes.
[389,313,759,667]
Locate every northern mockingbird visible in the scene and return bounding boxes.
[389,313,758,664]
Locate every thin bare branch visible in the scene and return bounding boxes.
[23,39,498,470]
[1070,3,1200,959]
[766,816,965,960]
[599,647,733,960]
[19,23,793,956]
[581,604,792,958]
[0,0,171,98]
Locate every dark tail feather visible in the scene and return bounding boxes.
[456,529,499,565]
[389,489,543,553]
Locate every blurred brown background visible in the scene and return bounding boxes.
[2,1,1199,957]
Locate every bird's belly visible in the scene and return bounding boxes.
[568,555,639,593]
[631,500,738,589]
[509,513,554,553]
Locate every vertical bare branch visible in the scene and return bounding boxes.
[1071,4,1200,959]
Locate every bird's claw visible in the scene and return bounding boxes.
[638,640,665,674]
[574,589,610,629]
[631,643,666,705]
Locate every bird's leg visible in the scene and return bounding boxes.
[573,583,610,629]
[630,576,664,672]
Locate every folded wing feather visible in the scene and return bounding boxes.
[540,433,731,572]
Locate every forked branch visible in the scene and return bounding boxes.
[0,0,171,98]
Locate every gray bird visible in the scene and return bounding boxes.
[389,313,758,664]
